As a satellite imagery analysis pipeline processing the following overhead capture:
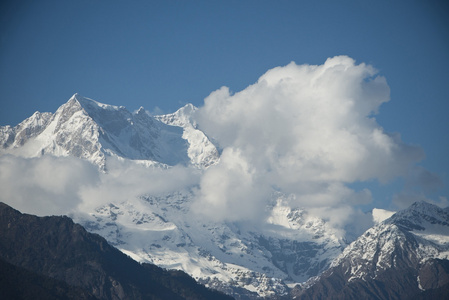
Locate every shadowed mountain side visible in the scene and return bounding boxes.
[0,202,232,300]
[0,257,97,300]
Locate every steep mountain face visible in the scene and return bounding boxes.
[0,202,232,300]
[155,103,219,169]
[0,94,219,169]
[292,202,449,299]
[0,111,53,148]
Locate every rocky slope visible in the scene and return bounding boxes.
[292,201,449,299]
[0,257,97,300]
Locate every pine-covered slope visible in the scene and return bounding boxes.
[292,202,449,299]
[0,202,232,300]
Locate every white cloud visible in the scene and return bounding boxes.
[372,208,395,224]
[0,154,200,216]
[192,147,270,222]
[193,56,425,228]
[78,157,200,212]
[0,154,99,216]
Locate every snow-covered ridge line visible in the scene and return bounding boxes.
[0,93,219,170]
[73,93,125,111]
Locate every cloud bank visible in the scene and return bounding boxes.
[0,155,99,216]
[0,155,199,216]
[193,56,425,225]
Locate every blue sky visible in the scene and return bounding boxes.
[1,0,448,210]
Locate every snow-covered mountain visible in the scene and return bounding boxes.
[76,192,346,298]
[293,201,449,299]
[3,94,447,299]
[0,94,218,170]
[154,103,219,169]
[0,94,349,298]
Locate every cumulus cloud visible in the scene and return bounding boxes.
[372,208,395,224]
[191,147,271,221]
[193,56,425,227]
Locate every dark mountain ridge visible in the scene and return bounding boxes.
[0,256,97,300]
[0,202,232,300]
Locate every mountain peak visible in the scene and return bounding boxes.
[155,103,198,128]
[0,94,218,170]
[409,201,443,212]
[69,93,124,113]
[179,103,196,113]
[386,201,449,232]
[136,106,146,115]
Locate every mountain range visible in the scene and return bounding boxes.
[1,94,449,299]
